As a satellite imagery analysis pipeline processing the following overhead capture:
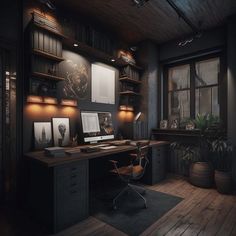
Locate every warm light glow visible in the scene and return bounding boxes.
[126,111,134,122]
[44,105,57,114]
[44,97,57,105]
[25,104,43,116]
[61,107,77,117]
[119,105,134,111]
[118,110,134,122]
[61,99,78,107]
[27,95,43,103]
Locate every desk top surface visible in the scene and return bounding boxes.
[25,141,169,167]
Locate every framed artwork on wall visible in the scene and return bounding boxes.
[91,64,115,104]
[52,118,70,147]
[34,122,52,150]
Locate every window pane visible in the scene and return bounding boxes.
[195,58,219,87]
[168,90,190,120]
[195,86,219,116]
[168,64,190,91]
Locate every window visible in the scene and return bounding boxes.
[168,64,190,120]
[195,58,219,116]
[165,55,221,121]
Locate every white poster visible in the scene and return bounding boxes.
[91,64,115,104]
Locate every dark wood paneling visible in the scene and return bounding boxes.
[55,0,236,43]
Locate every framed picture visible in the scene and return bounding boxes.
[186,122,195,130]
[160,120,168,129]
[52,118,70,147]
[34,122,52,150]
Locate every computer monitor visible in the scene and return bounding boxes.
[80,111,115,143]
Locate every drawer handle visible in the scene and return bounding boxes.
[70,190,78,194]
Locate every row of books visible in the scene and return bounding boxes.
[120,83,139,93]
[120,66,140,81]
[31,29,62,57]
[76,23,114,55]
[32,56,59,76]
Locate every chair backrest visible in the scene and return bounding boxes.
[132,141,150,179]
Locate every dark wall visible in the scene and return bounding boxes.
[137,41,159,136]
[0,1,19,43]
[227,15,236,183]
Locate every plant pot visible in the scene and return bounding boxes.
[215,170,232,194]
[189,162,214,188]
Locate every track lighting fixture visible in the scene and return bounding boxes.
[132,0,150,7]
[39,0,56,10]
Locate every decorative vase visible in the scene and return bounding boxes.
[215,170,232,194]
[189,162,214,188]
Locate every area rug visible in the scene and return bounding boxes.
[91,187,183,236]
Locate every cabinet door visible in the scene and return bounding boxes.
[54,160,89,232]
[152,146,167,183]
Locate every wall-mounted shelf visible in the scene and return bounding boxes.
[119,76,141,84]
[32,49,64,62]
[120,91,141,96]
[32,72,64,81]
[31,22,65,39]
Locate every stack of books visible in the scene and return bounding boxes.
[44,147,65,158]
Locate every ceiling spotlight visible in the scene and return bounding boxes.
[73,43,79,47]
[39,0,56,10]
[130,46,138,52]
[132,0,150,7]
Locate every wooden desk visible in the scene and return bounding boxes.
[26,141,169,233]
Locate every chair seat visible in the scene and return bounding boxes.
[110,165,143,178]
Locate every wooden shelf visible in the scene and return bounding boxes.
[119,76,142,84]
[32,72,64,81]
[120,91,141,96]
[63,37,143,69]
[120,62,143,70]
[32,22,65,39]
[32,49,64,62]
[152,128,201,137]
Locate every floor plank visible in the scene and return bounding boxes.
[1,175,236,236]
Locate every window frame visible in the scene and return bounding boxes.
[163,52,226,124]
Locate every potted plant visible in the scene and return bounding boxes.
[211,137,233,194]
[170,142,199,176]
[187,114,221,188]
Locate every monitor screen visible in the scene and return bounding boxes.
[81,111,115,143]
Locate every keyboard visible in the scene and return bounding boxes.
[94,143,110,148]
[99,145,117,150]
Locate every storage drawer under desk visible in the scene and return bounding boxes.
[143,145,168,185]
[54,160,89,232]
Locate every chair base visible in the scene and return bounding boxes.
[112,183,147,210]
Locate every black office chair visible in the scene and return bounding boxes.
[109,141,150,210]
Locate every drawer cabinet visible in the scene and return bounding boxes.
[143,144,168,185]
[29,160,89,233]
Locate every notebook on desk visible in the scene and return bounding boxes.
[107,140,131,146]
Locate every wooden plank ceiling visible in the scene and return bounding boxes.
[55,0,236,44]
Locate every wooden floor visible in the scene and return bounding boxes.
[1,175,236,236]
[56,175,236,236]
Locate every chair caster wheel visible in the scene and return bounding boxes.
[144,203,147,209]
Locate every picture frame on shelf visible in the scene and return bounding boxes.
[52,117,70,147]
[169,115,179,129]
[34,122,52,150]
[160,120,168,129]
